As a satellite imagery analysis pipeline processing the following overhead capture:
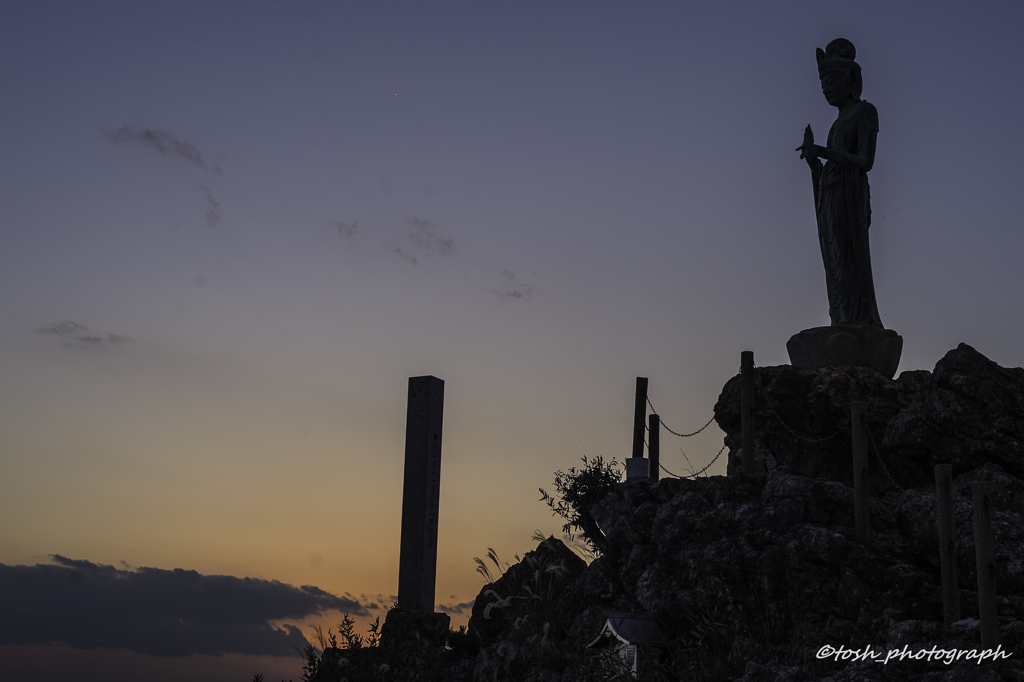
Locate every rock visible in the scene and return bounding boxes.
[732,660,804,682]
[467,536,586,647]
[577,555,619,605]
[715,362,904,489]
[885,343,1024,482]
[383,343,1024,682]
[379,608,450,651]
[715,343,1024,493]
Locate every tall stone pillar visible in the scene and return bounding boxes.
[398,375,444,613]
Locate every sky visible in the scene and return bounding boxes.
[2,1,1023,680]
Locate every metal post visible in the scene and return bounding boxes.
[851,401,869,544]
[632,377,648,460]
[740,351,755,475]
[973,482,999,648]
[649,414,660,481]
[935,464,960,627]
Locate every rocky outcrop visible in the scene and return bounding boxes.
[467,536,587,647]
[460,344,1024,680]
[310,344,1024,681]
[713,343,1024,491]
[885,344,1024,481]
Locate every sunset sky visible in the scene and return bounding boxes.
[2,1,1023,680]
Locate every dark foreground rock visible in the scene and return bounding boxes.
[713,343,1024,490]
[310,343,1024,681]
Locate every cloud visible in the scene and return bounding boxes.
[392,246,417,265]
[0,556,371,658]
[436,600,475,616]
[200,185,220,228]
[37,321,88,337]
[389,217,454,264]
[333,220,358,240]
[37,321,133,349]
[406,217,454,256]
[104,125,210,172]
[492,269,536,300]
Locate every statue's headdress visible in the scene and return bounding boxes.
[816,38,861,78]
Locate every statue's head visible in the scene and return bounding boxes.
[816,38,862,107]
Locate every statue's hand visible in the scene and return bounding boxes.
[796,126,819,160]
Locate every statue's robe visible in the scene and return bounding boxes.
[816,99,883,327]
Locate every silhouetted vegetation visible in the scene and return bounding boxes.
[252,460,660,681]
[539,455,622,555]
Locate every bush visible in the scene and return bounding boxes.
[539,455,622,555]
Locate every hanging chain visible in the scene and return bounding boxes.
[753,362,846,443]
[646,396,715,437]
[643,391,724,475]
[865,420,903,492]
[640,366,899,484]
[659,442,727,479]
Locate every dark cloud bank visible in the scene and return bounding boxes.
[0,556,367,657]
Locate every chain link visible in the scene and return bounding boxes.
[646,396,715,437]
[640,393,723,478]
[753,362,846,443]
[864,420,903,492]
[751,361,903,490]
[659,442,727,479]
[639,367,899,486]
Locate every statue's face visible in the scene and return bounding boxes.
[820,70,853,107]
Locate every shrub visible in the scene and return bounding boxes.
[539,455,622,555]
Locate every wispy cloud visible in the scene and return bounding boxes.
[387,217,454,265]
[36,321,87,337]
[492,269,536,300]
[0,556,371,657]
[333,220,358,240]
[104,125,225,226]
[200,184,220,228]
[392,246,418,265]
[37,321,133,349]
[104,125,218,173]
[406,217,454,256]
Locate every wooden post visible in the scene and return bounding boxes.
[398,376,444,613]
[972,482,999,648]
[935,464,960,627]
[851,401,869,544]
[649,414,660,481]
[632,377,648,460]
[740,351,755,475]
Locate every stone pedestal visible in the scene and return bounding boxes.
[786,325,903,379]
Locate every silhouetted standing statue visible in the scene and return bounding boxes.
[787,39,903,378]
[797,38,881,327]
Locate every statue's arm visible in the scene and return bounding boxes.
[816,129,875,172]
[802,104,879,173]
